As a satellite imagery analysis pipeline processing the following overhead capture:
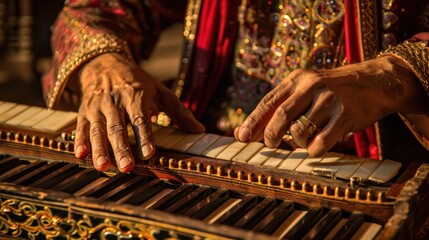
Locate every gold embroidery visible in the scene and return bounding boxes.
[358,0,379,60]
[48,7,134,109]
[173,0,202,99]
[379,40,429,95]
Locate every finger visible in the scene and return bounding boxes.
[157,84,205,133]
[237,85,291,143]
[307,114,350,157]
[289,91,334,148]
[264,89,311,148]
[89,117,111,172]
[74,115,91,158]
[130,114,155,160]
[102,96,135,173]
[119,83,156,161]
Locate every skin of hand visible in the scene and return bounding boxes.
[234,56,429,157]
[74,53,205,172]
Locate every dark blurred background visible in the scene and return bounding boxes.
[0,0,63,107]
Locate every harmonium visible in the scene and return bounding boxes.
[0,101,428,240]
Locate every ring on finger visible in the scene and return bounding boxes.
[295,115,318,136]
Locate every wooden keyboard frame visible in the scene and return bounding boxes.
[0,127,429,239]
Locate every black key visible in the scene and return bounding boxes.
[149,184,196,210]
[81,173,133,198]
[331,211,365,240]
[283,206,324,239]
[303,208,342,240]
[234,197,277,229]
[29,163,81,189]
[118,179,166,205]
[0,161,46,182]
[0,156,20,174]
[165,186,212,214]
[184,189,229,219]
[13,162,64,185]
[253,200,295,234]
[214,195,258,225]
[98,175,147,201]
[50,168,102,193]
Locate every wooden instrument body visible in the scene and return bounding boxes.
[0,108,428,239]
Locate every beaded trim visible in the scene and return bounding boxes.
[378,40,429,96]
[47,7,134,109]
[48,33,133,109]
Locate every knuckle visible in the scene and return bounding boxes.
[90,125,106,137]
[261,91,277,109]
[107,122,125,136]
[113,145,130,157]
[275,105,293,123]
[131,116,149,127]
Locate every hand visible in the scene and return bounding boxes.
[235,56,428,157]
[74,53,205,172]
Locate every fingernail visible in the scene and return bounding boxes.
[120,157,133,169]
[141,144,153,159]
[96,155,109,169]
[238,126,252,142]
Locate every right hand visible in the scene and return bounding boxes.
[74,53,205,172]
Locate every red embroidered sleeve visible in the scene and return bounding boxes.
[379,32,429,151]
[42,0,159,109]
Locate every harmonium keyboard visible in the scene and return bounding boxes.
[0,101,428,240]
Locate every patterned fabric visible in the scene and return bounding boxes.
[42,0,429,160]
[42,0,160,109]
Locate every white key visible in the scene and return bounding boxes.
[311,152,344,177]
[157,130,186,150]
[275,210,307,238]
[295,154,325,173]
[20,109,54,128]
[277,148,308,170]
[216,140,248,161]
[202,136,235,159]
[334,156,365,180]
[32,111,76,133]
[0,104,28,122]
[45,111,77,132]
[186,133,221,155]
[351,222,382,240]
[247,147,279,166]
[351,158,381,181]
[170,132,205,152]
[140,189,174,209]
[153,127,177,145]
[264,148,291,168]
[325,218,348,240]
[232,142,265,163]
[368,159,402,183]
[5,106,43,126]
[0,102,17,116]
[204,198,241,224]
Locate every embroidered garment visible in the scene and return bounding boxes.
[42,0,429,163]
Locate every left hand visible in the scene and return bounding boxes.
[234,56,428,157]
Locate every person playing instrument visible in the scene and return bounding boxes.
[42,0,429,173]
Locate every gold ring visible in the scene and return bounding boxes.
[295,115,317,136]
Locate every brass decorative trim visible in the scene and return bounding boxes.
[357,0,379,60]
[47,7,134,109]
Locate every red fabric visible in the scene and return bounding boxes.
[184,0,239,119]
[344,0,379,159]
